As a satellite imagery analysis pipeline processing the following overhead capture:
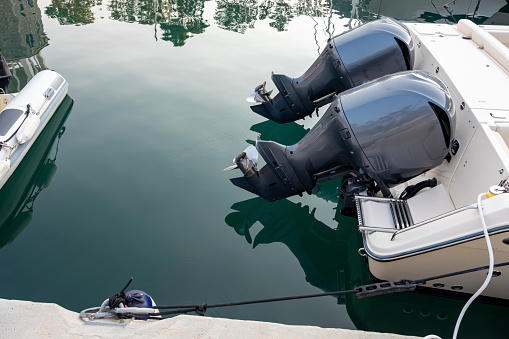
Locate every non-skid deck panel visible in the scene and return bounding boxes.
[359,184,454,230]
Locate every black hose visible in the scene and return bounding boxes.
[400,178,437,200]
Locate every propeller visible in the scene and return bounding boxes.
[246,81,272,103]
[224,145,259,176]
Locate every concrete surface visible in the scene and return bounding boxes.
[0,298,421,338]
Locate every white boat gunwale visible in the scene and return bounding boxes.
[361,225,509,262]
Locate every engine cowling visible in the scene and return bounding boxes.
[250,18,414,124]
[230,71,455,201]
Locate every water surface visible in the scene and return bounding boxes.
[1,0,509,338]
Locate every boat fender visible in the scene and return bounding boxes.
[0,159,11,181]
[125,290,154,320]
[16,113,40,144]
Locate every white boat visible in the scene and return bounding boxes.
[226,18,509,303]
[356,19,509,302]
[0,69,69,190]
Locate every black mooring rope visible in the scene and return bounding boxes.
[152,289,358,316]
[115,261,509,319]
[108,277,134,311]
[148,290,358,318]
[145,280,418,318]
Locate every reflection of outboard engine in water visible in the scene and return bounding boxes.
[227,71,455,201]
[0,52,12,93]
[248,18,414,124]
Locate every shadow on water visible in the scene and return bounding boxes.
[0,95,74,250]
[225,196,509,338]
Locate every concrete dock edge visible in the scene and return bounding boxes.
[0,298,421,338]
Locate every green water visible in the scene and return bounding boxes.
[1,0,509,338]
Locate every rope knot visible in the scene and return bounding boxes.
[196,303,207,316]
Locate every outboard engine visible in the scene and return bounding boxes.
[248,18,414,124]
[227,71,455,201]
[0,52,11,93]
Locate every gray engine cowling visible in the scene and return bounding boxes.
[230,71,455,201]
[250,18,414,124]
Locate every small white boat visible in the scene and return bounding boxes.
[0,68,69,190]
[226,18,509,304]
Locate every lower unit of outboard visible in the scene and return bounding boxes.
[228,71,455,202]
[248,18,414,123]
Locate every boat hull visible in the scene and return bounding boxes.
[366,231,509,301]
[358,19,509,301]
[0,70,68,189]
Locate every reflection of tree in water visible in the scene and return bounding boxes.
[45,0,102,26]
[215,0,373,34]
[43,0,374,45]
[214,0,258,34]
[159,0,209,46]
[44,0,208,46]
[266,1,294,31]
[107,0,209,46]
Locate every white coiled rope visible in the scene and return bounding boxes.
[452,193,494,339]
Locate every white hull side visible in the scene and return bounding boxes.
[367,232,509,300]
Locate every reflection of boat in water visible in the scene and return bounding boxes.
[346,277,509,339]
[226,197,509,338]
[0,94,73,249]
[365,0,508,25]
[226,17,509,307]
[226,197,358,293]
